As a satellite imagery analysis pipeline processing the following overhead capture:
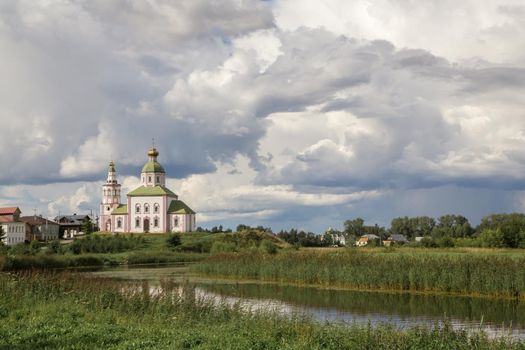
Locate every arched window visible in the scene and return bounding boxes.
[117,218,122,228]
[174,216,179,227]
[135,204,141,214]
[135,218,140,227]
[144,203,150,214]
[154,203,159,214]
[148,176,152,183]
[156,176,159,183]
[154,217,159,227]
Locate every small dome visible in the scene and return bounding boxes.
[148,147,159,157]
[141,161,165,173]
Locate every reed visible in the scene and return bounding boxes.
[193,250,525,300]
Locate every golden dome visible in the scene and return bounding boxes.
[148,147,159,157]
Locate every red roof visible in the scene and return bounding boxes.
[0,207,19,215]
[0,216,13,223]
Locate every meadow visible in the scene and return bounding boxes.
[0,271,523,350]
[193,249,525,300]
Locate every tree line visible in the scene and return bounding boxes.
[274,213,525,248]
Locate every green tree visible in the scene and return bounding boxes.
[432,215,473,239]
[344,218,364,238]
[390,217,415,239]
[82,217,94,235]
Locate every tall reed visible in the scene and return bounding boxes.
[193,251,525,300]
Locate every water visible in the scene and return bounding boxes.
[89,265,525,339]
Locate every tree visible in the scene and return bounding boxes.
[344,218,364,238]
[432,215,473,239]
[82,217,94,235]
[390,217,415,239]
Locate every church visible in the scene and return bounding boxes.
[99,147,196,233]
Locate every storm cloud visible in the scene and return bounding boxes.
[1,0,525,231]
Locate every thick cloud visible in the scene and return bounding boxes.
[1,0,525,231]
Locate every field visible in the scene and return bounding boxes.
[193,249,525,300]
[0,271,523,350]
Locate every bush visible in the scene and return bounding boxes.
[68,235,145,254]
[166,234,182,248]
[48,240,63,254]
[259,240,277,254]
[210,241,238,254]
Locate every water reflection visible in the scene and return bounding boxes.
[89,265,525,339]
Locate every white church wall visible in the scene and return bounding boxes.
[129,196,165,233]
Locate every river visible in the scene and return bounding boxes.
[88,264,525,339]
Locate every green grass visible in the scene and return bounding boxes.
[0,272,523,349]
[193,250,525,300]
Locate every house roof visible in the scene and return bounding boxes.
[54,215,90,226]
[128,185,176,197]
[20,216,59,226]
[141,161,165,173]
[361,234,379,240]
[168,200,195,214]
[389,234,408,242]
[111,204,128,215]
[0,216,13,223]
[0,207,20,215]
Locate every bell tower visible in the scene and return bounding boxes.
[99,161,121,232]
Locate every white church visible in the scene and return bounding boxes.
[99,147,196,233]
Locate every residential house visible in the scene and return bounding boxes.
[55,214,91,239]
[20,216,60,241]
[356,234,380,247]
[0,207,28,246]
[383,234,408,246]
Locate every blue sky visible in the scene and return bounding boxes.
[1,0,525,232]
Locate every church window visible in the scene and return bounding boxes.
[144,204,150,214]
[117,218,122,228]
[156,176,159,183]
[154,203,159,213]
[148,176,152,183]
[135,218,140,227]
[135,204,141,214]
[174,217,179,227]
[154,217,158,227]
[107,206,110,211]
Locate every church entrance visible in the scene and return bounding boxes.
[143,218,150,233]
[105,220,111,232]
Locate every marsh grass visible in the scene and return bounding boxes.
[193,250,525,300]
[0,272,523,349]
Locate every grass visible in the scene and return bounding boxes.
[0,271,523,349]
[193,249,525,300]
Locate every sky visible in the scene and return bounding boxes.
[1,0,525,232]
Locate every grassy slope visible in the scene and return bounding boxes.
[0,272,522,350]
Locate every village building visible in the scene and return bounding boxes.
[355,234,380,247]
[0,207,28,246]
[21,216,60,241]
[99,147,196,233]
[55,214,92,239]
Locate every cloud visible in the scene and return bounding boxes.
[1,1,525,231]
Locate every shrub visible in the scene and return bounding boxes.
[210,241,238,254]
[166,234,182,248]
[259,240,277,254]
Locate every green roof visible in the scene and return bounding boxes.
[141,161,165,173]
[111,204,128,215]
[168,200,195,214]
[128,185,177,197]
